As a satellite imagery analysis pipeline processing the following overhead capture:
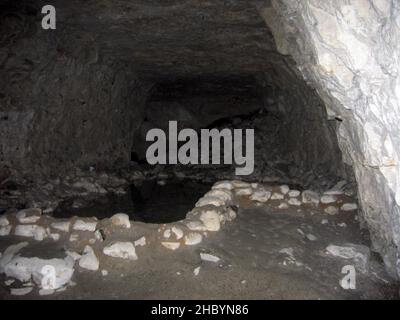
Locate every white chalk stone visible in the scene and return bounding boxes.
[278,203,289,209]
[11,287,33,296]
[163,229,172,239]
[79,245,99,271]
[341,203,358,211]
[94,230,104,241]
[288,198,302,206]
[231,180,252,188]
[51,221,70,233]
[39,289,55,296]
[271,193,284,200]
[302,190,320,204]
[193,266,200,276]
[184,232,203,246]
[5,279,15,286]
[234,187,253,196]
[73,219,97,232]
[0,226,12,236]
[321,195,337,204]
[101,270,108,276]
[103,242,137,260]
[321,219,329,225]
[3,256,74,289]
[110,213,131,229]
[288,190,301,198]
[250,190,272,203]
[172,227,184,240]
[280,185,290,194]
[195,196,226,207]
[134,236,146,247]
[199,210,221,232]
[49,233,60,241]
[324,206,339,215]
[161,242,181,250]
[205,189,233,202]
[185,221,208,232]
[326,244,370,273]
[212,181,234,191]
[15,225,47,241]
[16,208,42,224]
[200,253,221,263]
[0,215,9,227]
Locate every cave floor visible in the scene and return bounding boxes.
[1,201,398,300]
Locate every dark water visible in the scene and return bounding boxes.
[53,180,211,223]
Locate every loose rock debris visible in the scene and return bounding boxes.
[1,179,394,299]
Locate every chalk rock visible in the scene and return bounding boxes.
[161,242,180,250]
[288,198,302,206]
[163,229,172,239]
[0,226,12,236]
[10,287,33,296]
[51,221,70,233]
[321,195,337,204]
[49,233,60,241]
[271,193,284,200]
[199,210,221,231]
[231,180,251,188]
[2,255,74,289]
[185,220,208,232]
[184,232,203,246]
[171,227,184,240]
[288,190,301,198]
[103,242,137,260]
[134,236,146,247]
[193,266,200,276]
[280,185,290,195]
[195,196,226,207]
[341,203,358,211]
[302,190,320,204]
[16,208,42,224]
[101,270,108,276]
[15,225,47,241]
[325,206,339,215]
[39,289,55,296]
[0,242,29,272]
[0,215,9,227]
[234,187,253,196]
[79,245,99,271]
[110,213,131,229]
[326,244,370,273]
[205,189,233,202]
[325,181,347,195]
[212,181,234,191]
[200,253,221,263]
[250,190,271,203]
[73,219,97,232]
[278,203,289,209]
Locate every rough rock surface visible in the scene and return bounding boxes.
[259,0,400,277]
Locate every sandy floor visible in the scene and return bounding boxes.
[1,198,399,300]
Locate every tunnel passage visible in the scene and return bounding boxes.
[0,0,400,279]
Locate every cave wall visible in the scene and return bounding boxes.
[258,0,400,277]
[0,5,150,178]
